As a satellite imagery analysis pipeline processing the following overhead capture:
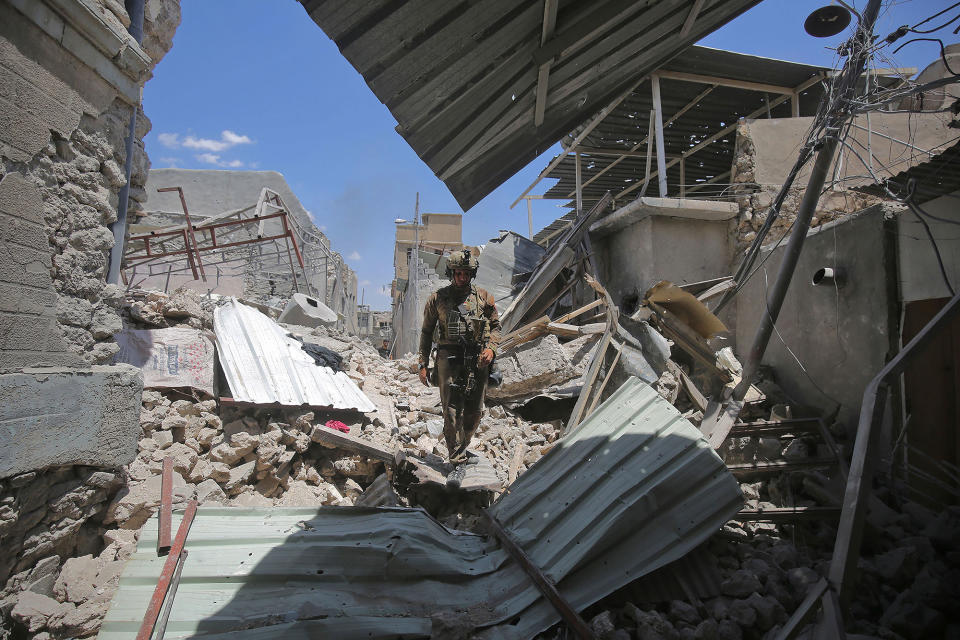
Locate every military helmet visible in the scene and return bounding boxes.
[445,249,479,279]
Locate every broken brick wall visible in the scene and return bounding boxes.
[729,117,882,257]
[0,0,180,367]
[0,1,179,633]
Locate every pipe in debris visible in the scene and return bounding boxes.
[107,0,146,285]
[812,266,843,287]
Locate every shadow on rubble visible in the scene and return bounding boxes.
[160,421,744,640]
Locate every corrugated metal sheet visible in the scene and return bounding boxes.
[214,299,376,411]
[475,231,546,315]
[856,139,960,204]
[99,377,741,639]
[298,0,763,210]
[543,46,832,206]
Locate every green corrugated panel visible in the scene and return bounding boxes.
[99,378,741,640]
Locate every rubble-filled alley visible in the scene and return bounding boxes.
[2,1,959,640]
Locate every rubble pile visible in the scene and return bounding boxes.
[120,287,216,330]
[4,289,957,639]
[0,467,129,639]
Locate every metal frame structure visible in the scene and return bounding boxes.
[123,187,338,304]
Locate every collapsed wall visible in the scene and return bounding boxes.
[137,168,361,333]
[728,110,954,255]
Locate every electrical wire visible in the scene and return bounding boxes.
[761,267,844,411]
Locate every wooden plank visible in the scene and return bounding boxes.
[649,303,730,381]
[508,444,525,485]
[553,298,603,324]
[482,511,597,640]
[587,341,622,415]
[727,457,838,478]
[680,0,705,37]
[773,578,828,640]
[735,506,841,522]
[565,329,612,433]
[158,457,173,556]
[677,367,707,412]
[310,425,396,463]
[533,0,558,127]
[655,69,797,95]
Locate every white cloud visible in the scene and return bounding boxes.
[348,251,361,261]
[318,224,327,232]
[157,156,180,166]
[359,279,371,286]
[157,133,180,148]
[195,153,245,168]
[181,130,253,152]
[221,130,252,145]
[377,286,391,298]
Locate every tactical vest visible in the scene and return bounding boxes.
[435,285,492,348]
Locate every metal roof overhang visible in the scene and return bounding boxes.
[298,0,764,211]
[535,47,912,208]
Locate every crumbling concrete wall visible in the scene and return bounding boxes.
[0,1,178,630]
[139,168,361,331]
[734,204,897,430]
[593,213,735,312]
[897,189,960,303]
[729,111,952,254]
[392,253,445,357]
[0,0,180,365]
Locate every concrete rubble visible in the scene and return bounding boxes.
[1,284,955,640]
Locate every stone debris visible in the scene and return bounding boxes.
[2,294,958,640]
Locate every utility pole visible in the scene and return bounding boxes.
[409,192,420,355]
[703,0,885,442]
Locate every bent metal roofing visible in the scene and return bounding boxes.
[298,0,763,211]
[99,378,742,639]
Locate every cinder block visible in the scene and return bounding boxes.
[0,99,51,160]
[0,211,51,253]
[0,364,143,478]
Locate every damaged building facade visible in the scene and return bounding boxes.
[1,0,958,639]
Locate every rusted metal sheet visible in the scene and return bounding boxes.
[214,299,376,412]
[100,378,741,639]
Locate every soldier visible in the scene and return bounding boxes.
[418,249,500,488]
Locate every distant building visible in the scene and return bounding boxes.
[391,213,464,356]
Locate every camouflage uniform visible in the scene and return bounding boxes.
[419,283,500,463]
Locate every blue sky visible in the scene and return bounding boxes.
[143,0,953,310]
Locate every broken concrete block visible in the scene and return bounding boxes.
[0,365,143,478]
[11,591,60,632]
[152,430,173,449]
[223,460,256,495]
[104,471,186,526]
[160,443,199,476]
[160,414,187,432]
[276,480,320,507]
[195,479,227,505]
[230,490,273,507]
[333,455,379,480]
[53,555,97,604]
[487,334,577,401]
[208,438,257,465]
[47,599,103,637]
[721,569,763,598]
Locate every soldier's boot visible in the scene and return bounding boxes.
[446,463,467,489]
